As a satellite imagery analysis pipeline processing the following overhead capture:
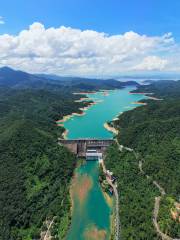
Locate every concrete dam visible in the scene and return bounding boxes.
[58,138,114,160]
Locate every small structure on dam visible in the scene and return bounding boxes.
[58,138,114,160]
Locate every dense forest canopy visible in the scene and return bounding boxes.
[0,66,139,90]
[1,66,130,240]
[0,85,90,239]
[132,80,180,98]
[105,80,180,239]
[116,81,180,198]
[1,65,179,240]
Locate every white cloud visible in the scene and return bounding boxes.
[0,16,5,25]
[133,56,168,71]
[0,22,176,76]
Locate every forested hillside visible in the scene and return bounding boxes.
[105,80,180,239]
[0,86,90,240]
[132,80,180,98]
[0,66,140,239]
[0,66,139,90]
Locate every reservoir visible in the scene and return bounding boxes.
[65,87,146,240]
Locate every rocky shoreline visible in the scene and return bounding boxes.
[104,122,119,136]
[56,93,104,139]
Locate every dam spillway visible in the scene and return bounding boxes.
[58,138,114,158]
[61,88,147,240]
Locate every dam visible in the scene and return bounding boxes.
[58,138,114,159]
[62,88,147,240]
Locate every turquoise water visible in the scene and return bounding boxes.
[65,87,146,240]
[66,161,111,240]
[64,87,147,139]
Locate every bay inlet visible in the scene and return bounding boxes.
[64,87,147,240]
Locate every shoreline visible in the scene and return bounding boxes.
[147,96,163,101]
[129,92,154,95]
[107,90,165,239]
[65,86,164,239]
[67,157,86,237]
[62,129,69,139]
[110,205,116,240]
[73,91,97,95]
[57,99,102,139]
[104,122,119,136]
[74,97,90,102]
[101,186,115,239]
[57,89,110,138]
[67,172,78,238]
[131,101,147,105]
[63,87,149,238]
[102,190,114,209]
[56,102,99,125]
[129,91,163,101]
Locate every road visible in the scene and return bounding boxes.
[100,159,120,240]
[114,140,179,240]
[41,218,55,240]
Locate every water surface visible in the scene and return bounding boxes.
[65,87,146,240]
[67,161,111,240]
[64,87,146,139]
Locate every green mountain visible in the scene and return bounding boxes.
[1,66,179,240]
[105,80,180,239]
[0,66,139,90]
[0,69,140,239]
[0,86,91,240]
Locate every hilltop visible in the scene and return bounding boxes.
[105,80,180,239]
[0,66,139,90]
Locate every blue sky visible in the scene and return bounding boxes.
[1,0,180,37]
[0,0,180,76]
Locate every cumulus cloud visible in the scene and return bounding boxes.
[133,56,168,71]
[0,22,176,75]
[0,16,5,25]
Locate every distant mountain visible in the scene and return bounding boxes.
[0,67,56,89]
[0,67,140,90]
[142,80,155,85]
[36,73,140,89]
[105,79,180,239]
[36,73,140,86]
[132,80,180,98]
[117,72,180,80]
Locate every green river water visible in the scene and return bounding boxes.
[65,87,147,240]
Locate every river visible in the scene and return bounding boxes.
[64,87,146,240]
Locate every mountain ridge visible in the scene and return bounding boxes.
[0,66,140,90]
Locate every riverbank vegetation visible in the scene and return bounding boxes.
[1,65,180,239]
[0,86,91,240]
[105,145,159,239]
[0,66,139,239]
[158,196,180,238]
[105,80,180,239]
